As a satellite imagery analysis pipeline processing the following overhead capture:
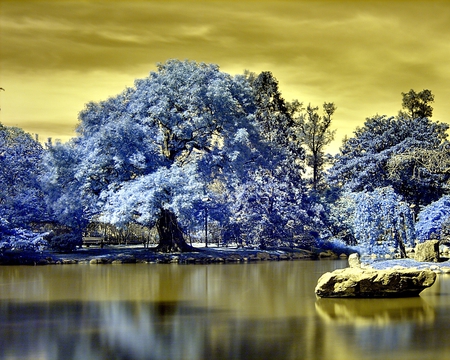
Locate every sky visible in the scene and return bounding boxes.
[1,0,450,153]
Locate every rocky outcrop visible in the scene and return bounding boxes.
[315,267,436,298]
[415,240,440,262]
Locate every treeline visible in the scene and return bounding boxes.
[1,60,449,257]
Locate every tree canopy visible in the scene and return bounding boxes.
[327,115,449,208]
[3,63,448,257]
[46,60,294,251]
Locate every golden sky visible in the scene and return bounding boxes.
[1,0,449,152]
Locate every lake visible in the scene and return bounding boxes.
[0,260,449,360]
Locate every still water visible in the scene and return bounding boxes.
[0,260,449,360]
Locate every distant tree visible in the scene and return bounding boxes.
[248,71,292,144]
[327,115,449,208]
[296,102,336,190]
[399,89,434,119]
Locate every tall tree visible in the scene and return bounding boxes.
[399,89,434,119]
[296,102,336,190]
[230,71,316,248]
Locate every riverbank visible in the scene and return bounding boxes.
[0,245,315,265]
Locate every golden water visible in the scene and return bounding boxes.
[0,260,449,360]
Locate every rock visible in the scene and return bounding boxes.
[255,252,270,260]
[315,267,436,298]
[62,259,78,264]
[319,250,338,259]
[415,240,440,262]
[348,253,361,268]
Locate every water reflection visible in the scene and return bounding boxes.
[315,297,435,325]
[0,299,316,360]
[0,261,449,360]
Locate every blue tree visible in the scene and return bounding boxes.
[225,71,318,249]
[0,124,48,228]
[327,115,449,208]
[295,102,336,190]
[40,139,89,251]
[0,123,49,251]
[48,60,267,252]
[332,187,415,257]
[416,195,450,242]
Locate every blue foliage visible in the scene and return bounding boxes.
[40,60,320,249]
[0,123,49,229]
[327,115,449,207]
[0,124,52,252]
[0,225,48,252]
[45,60,273,247]
[331,187,415,257]
[416,195,450,242]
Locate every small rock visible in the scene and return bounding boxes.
[415,240,440,262]
[256,252,270,260]
[348,253,361,268]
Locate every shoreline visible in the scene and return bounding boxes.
[0,245,315,265]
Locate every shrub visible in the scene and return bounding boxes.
[45,231,82,252]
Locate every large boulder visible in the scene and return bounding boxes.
[415,240,440,262]
[315,267,436,298]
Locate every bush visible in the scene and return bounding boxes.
[45,231,82,252]
[0,227,48,252]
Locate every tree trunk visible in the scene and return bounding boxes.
[155,209,196,253]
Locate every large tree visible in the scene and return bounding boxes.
[47,60,264,252]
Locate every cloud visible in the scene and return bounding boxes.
[1,0,450,153]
